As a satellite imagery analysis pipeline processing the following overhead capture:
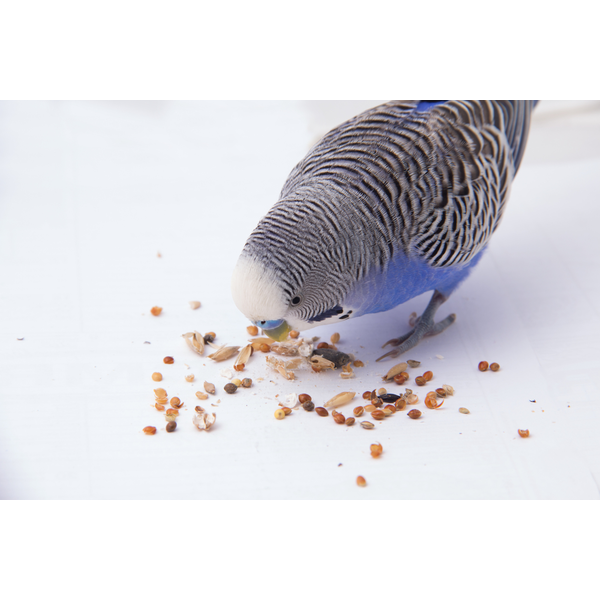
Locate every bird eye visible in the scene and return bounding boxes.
[259,320,266,325]
[291,296,301,306]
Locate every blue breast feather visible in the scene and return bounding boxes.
[345,248,485,317]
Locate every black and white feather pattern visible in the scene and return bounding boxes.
[242,101,535,318]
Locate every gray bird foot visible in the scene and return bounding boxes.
[376,290,456,362]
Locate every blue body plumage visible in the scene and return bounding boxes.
[232,101,536,354]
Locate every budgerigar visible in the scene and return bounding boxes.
[232,101,535,360]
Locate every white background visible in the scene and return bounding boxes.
[1,100,599,500]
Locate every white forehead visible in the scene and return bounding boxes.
[231,256,288,322]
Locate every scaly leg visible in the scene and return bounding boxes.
[376,290,456,361]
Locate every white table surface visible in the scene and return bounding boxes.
[1,100,599,499]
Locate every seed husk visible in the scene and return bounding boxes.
[302,400,315,412]
[193,411,216,431]
[353,406,364,417]
[362,391,372,400]
[423,371,433,382]
[371,410,385,420]
[155,403,165,411]
[395,398,407,410]
[189,301,201,310]
[407,360,420,368]
[356,475,367,487]
[166,408,179,416]
[364,405,376,413]
[406,394,419,405]
[370,443,383,458]
[231,378,242,387]
[382,408,393,416]
[155,396,168,405]
[182,331,205,355]
[386,404,397,413]
[166,421,177,432]
[384,362,408,381]
[208,344,240,362]
[195,391,209,400]
[345,417,355,426]
[407,409,422,419]
[154,388,167,399]
[204,382,216,395]
[224,383,237,394]
[490,362,500,372]
[315,407,329,417]
[333,413,346,424]
[518,429,530,438]
[324,391,356,409]
[185,374,195,382]
[152,372,162,382]
[195,405,205,413]
[435,388,447,398]
[340,364,354,379]
[289,330,300,339]
[415,376,426,386]
[233,344,254,372]
[247,325,259,336]
[425,396,443,409]
[478,361,489,372]
[299,393,312,404]
[442,384,454,396]
[360,421,375,430]
[163,356,174,364]
[371,397,383,408]
[143,426,157,435]
[170,397,183,408]
[377,388,387,396]
[459,407,470,414]
[353,360,364,368]
[150,306,162,316]
[241,378,252,388]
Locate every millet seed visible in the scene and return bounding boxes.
[345,417,355,426]
[360,421,375,430]
[289,330,299,338]
[334,413,346,424]
[185,374,195,382]
[163,356,174,364]
[247,325,259,336]
[478,361,489,372]
[407,409,422,419]
[415,376,426,386]
[259,344,270,353]
[150,306,162,316]
[490,363,500,372]
[518,429,530,438]
[356,476,367,487]
[152,372,162,382]
[353,406,364,417]
[459,407,470,414]
[371,410,385,421]
[241,378,252,388]
[224,383,237,394]
[299,393,312,404]
[155,403,165,411]
[330,332,340,344]
[143,426,157,435]
[353,360,364,368]
[170,397,183,408]
[423,371,433,382]
[166,421,177,433]
[315,407,329,417]
[231,378,242,387]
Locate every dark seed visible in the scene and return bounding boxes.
[379,393,401,403]
[303,401,315,412]
[224,383,237,394]
[415,376,426,386]
[316,342,330,349]
[345,417,355,426]
[204,333,215,343]
[241,378,252,388]
[407,360,420,368]
[166,421,177,433]
[311,348,351,369]
[407,409,422,419]
[315,407,329,417]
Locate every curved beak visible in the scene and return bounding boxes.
[263,320,291,341]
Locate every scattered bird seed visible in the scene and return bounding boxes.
[393,372,409,384]
[382,408,393,416]
[155,403,165,411]
[423,371,433,382]
[302,400,315,412]
[407,360,420,368]
[334,413,346,424]
[163,356,174,364]
[518,429,530,438]
[371,410,385,420]
[154,388,167,399]
[415,376,426,386]
[364,405,376,413]
[377,388,387,395]
[195,405,205,413]
[185,374,195,382]
[459,407,470,414]
[170,397,183,408]
[442,384,454,396]
[289,330,300,338]
[435,388,447,398]
[353,406,364,417]
[208,344,240,362]
[189,301,201,310]
[150,307,162,316]
[224,383,237,394]
[152,372,162,381]
[406,394,419,405]
[282,407,292,416]
[356,475,367,487]
[203,333,216,344]
[478,361,489,372]
[317,342,329,349]
[395,399,407,410]
[425,396,443,409]
[490,363,500,372]
[299,393,312,404]
[241,378,252,388]
[370,443,383,458]
[280,393,299,409]
[386,404,397,413]
[166,421,177,433]
[204,382,216,395]
[371,397,383,408]
[196,391,208,400]
[330,332,340,344]
[231,378,242,387]
[312,348,351,369]
[360,421,375,430]
[407,409,422,419]
[234,344,254,371]
[345,417,355,426]
[315,407,329,417]
[274,409,286,420]
[362,391,372,400]
[247,325,259,336]
[353,360,364,367]
[182,331,205,355]
[143,426,157,435]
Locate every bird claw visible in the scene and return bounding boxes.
[375,348,401,362]
[381,338,401,349]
